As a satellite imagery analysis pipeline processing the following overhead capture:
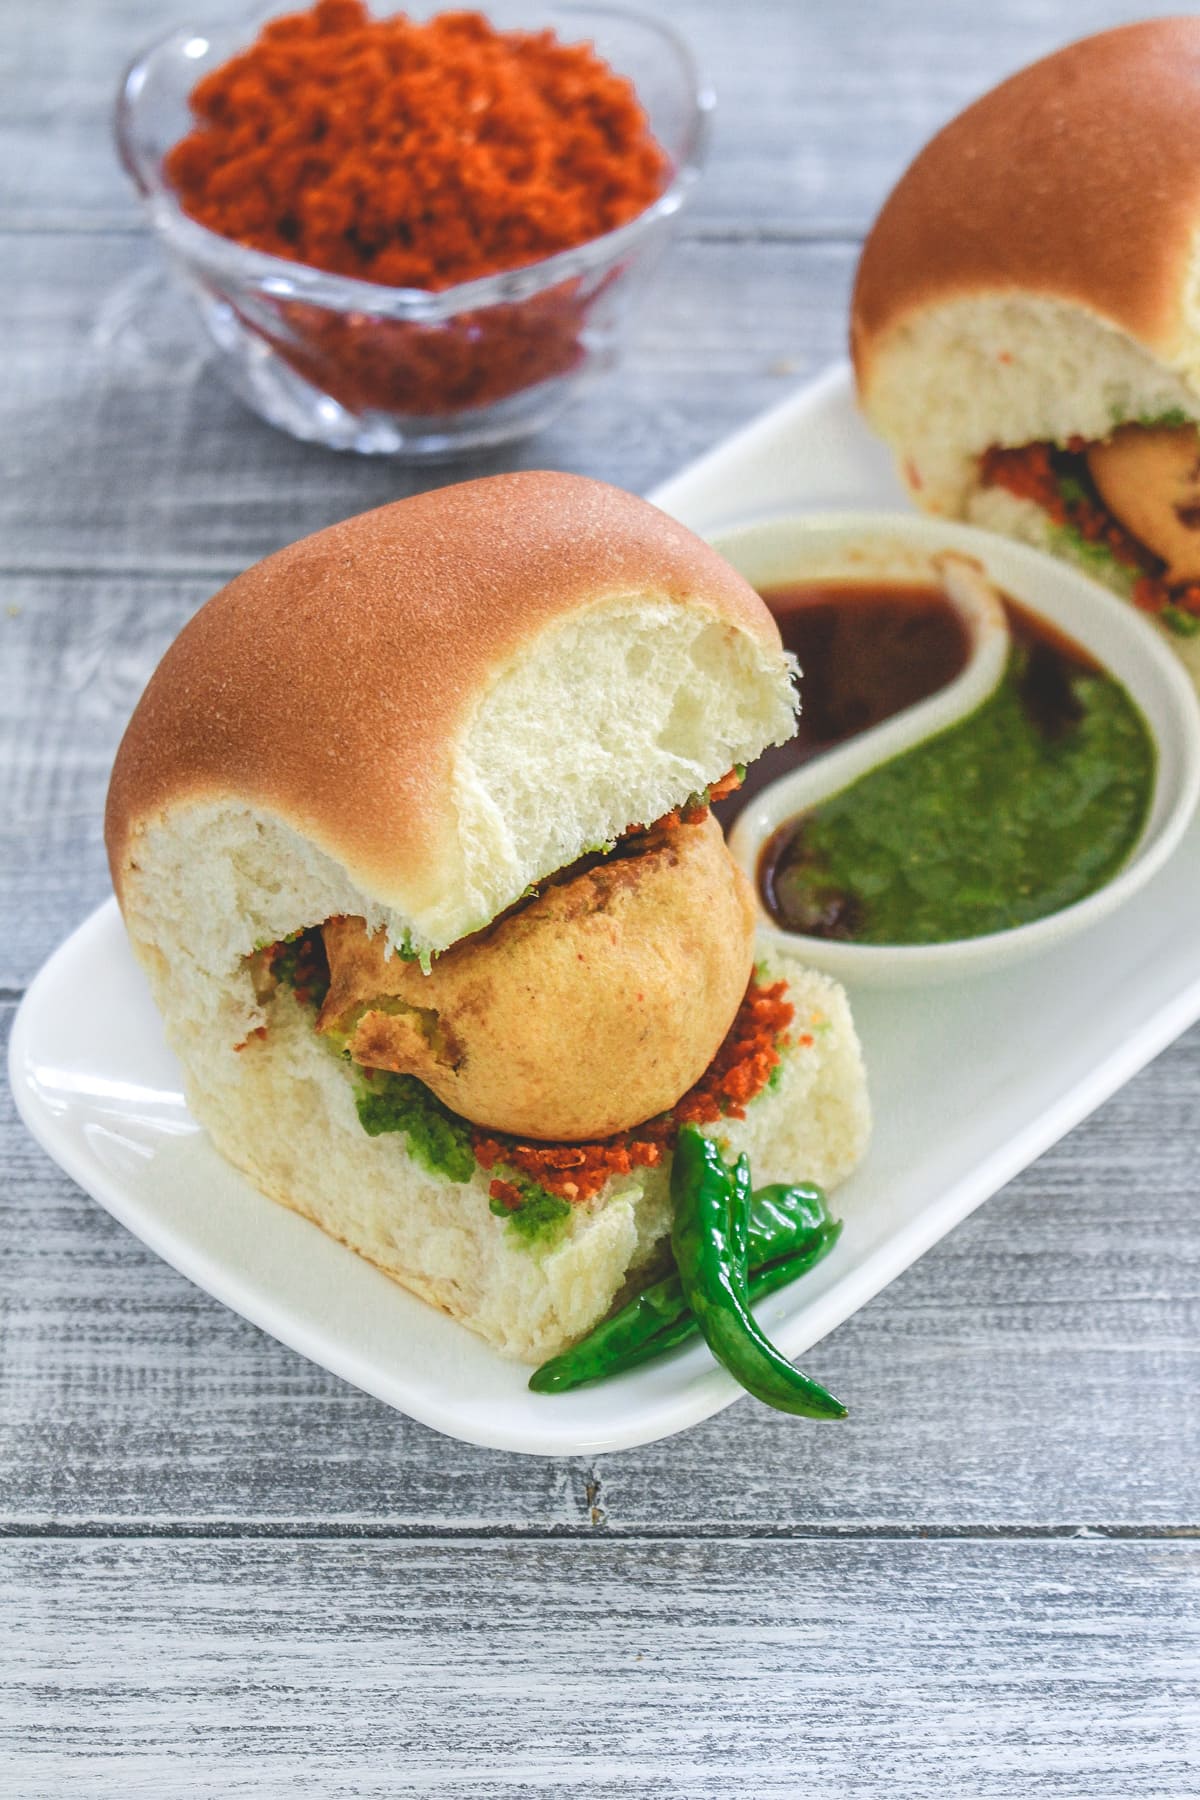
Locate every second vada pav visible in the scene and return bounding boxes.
[850,17,1200,680]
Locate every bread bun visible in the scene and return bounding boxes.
[107,472,796,973]
[851,19,1200,522]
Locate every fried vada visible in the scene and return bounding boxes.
[318,812,757,1141]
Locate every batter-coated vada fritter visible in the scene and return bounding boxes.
[1084,426,1200,586]
[104,473,870,1361]
[318,814,757,1142]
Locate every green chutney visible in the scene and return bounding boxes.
[761,612,1156,946]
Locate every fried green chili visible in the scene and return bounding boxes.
[576,1222,843,1384]
[528,1164,843,1397]
[747,1181,830,1263]
[669,1125,847,1420]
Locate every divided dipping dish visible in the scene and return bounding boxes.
[718,512,1200,986]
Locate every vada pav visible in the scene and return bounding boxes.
[105,473,870,1361]
[850,18,1200,679]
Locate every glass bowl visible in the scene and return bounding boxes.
[115,2,712,459]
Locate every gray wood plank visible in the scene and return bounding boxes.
[1,573,193,989]
[2,1536,1198,1796]
[5,997,1198,1531]
[0,232,854,575]
[0,0,1183,234]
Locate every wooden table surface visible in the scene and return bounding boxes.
[3,1,1199,1792]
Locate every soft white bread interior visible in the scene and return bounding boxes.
[107,473,797,965]
[161,942,869,1363]
[858,296,1200,522]
[851,22,1200,514]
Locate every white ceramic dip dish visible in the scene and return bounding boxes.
[719,511,1200,987]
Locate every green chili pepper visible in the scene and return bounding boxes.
[587,1220,843,1383]
[747,1181,830,1264]
[670,1125,847,1420]
[529,1270,690,1393]
[729,1149,752,1265]
[528,1177,840,1396]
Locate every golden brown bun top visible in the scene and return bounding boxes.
[852,18,1200,374]
[105,472,780,915]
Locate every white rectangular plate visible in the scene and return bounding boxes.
[13,363,1200,1455]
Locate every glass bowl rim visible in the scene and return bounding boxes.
[114,0,714,322]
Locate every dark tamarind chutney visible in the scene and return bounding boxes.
[713,581,970,828]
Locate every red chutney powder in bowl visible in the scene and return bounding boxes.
[141,0,694,446]
[167,1,669,290]
[242,280,598,418]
